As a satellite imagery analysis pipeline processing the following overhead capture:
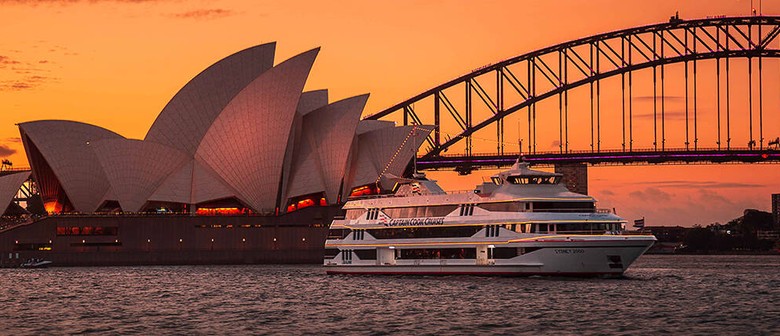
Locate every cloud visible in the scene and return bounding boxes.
[0,55,22,68]
[0,75,58,91]
[0,144,17,157]
[632,180,763,189]
[3,138,21,143]
[0,0,167,4]
[0,49,59,91]
[168,9,235,19]
[631,111,689,120]
[696,189,733,206]
[549,140,561,149]
[628,187,673,202]
[633,95,684,102]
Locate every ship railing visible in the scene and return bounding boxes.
[555,230,622,235]
[0,167,31,173]
[0,216,35,233]
[348,194,403,200]
[38,211,284,218]
[529,208,603,213]
[444,190,477,195]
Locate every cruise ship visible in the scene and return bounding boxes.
[324,162,656,277]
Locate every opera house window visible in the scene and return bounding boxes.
[56,226,119,236]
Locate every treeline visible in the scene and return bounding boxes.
[681,227,775,252]
[680,209,777,253]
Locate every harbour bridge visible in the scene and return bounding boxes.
[366,15,780,192]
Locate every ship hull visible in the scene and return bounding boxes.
[325,266,624,278]
[324,237,655,278]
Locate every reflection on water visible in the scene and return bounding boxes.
[1,255,778,335]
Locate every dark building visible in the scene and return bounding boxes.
[554,163,588,195]
[773,193,780,229]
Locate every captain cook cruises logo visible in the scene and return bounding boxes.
[373,210,445,226]
[385,217,446,226]
[377,211,389,225]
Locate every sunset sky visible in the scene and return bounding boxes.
[1,0,778,227]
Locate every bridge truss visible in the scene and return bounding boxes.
[366,16,780,170]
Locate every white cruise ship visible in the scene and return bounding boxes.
[324,161,656,277]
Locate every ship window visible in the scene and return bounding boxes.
[507,176,561,185]
[352,230,366,240]
[354,249,377,260]
[459,204,475,216]
[404,207,419,218]
[507,176,529,184]
[327,229,350,240]
[537,224,548,233]
[324,248,340,259]
[427,205,458,217]
[368,226,482,239]
[342,249,353,263]
[531,202,595,213]
[491,177,503,185]
[555,222,620,234]
[492,247,519,259]
[478,202,524,212]
[345,209,367,220]
[484,225,500,237]
[399,248,476,259]
[365,209,383,220]
[383,206,457,218]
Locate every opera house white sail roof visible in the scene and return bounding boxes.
[0,171,30,216]
[19,43,430,214]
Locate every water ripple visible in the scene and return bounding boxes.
[1,255,779,335]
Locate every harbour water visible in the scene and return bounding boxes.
[1,255,778,335]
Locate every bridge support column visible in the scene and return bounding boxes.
[554,163,588,195]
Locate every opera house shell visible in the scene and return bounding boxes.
[0,43,429,266]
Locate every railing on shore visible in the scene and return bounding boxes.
[0,167,31,172]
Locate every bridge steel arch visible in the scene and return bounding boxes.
[366,16,780,168]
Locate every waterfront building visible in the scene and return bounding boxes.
[0,43,430,266]
[773,193,780,229]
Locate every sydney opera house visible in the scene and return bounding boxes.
[0,43,428,266]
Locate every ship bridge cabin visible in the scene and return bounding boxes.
[475,162,597,213]
[477,162,564,192]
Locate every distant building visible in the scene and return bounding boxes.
[773,193,780,229]
[645,226,688,242]
[554,163,588,195]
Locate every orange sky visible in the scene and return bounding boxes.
[1,0,779,227]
